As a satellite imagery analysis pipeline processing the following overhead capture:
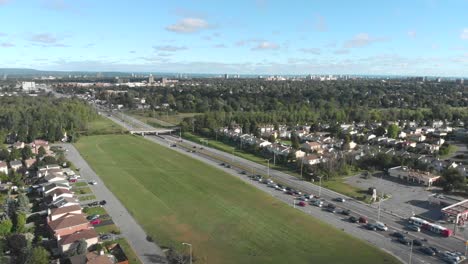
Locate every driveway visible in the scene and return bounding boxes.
[59,143,167,264]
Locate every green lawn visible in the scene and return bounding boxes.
[74,182,88,187]
[85,115,127,135]
[72,186,92,195]
[113,238,142,264]
[75,135,399,264]
[83,206,107,216]
[78,194,96,201]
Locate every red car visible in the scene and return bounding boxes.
[298,201,307,207]
[69,179,77,183]
[358,216,368,224]
[90,219,101,225]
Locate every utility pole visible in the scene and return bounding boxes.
[408,240,413,264]
[318,175,323,197]
[266,158,271,177]
[300,158,304,180]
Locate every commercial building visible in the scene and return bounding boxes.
[387,166,440,186]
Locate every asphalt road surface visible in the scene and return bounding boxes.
[59,143,168,264]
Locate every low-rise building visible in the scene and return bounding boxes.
[388,166,440,186]
[48,213,91,237]
[48,205,82,221]
[58,229,99,253]
[9,160,23,172]
[0,161,8,174]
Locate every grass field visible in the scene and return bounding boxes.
[75,135,399,264]
[78,194,96,201]
[183,132,368,201]
[85,115,127,135]
[129,110,199,126]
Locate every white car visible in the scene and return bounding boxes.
[89,180,98,185]
[375,222,388,231]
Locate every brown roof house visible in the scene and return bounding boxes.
[58,229,98,253]
[48,205,82,221]
[48,213,91,237]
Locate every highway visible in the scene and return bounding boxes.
[98,106,468,264]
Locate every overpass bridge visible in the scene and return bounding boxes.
[130,127,179,136]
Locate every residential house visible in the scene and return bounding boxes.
[294,150,306,159]
[398,131,407,139]
[343,141,357,151]
[43,183,70,196]
[32,139,50,152]
[257,140,272,148]
[58,229,99,253]
[62,168,75,176]
[48,213,91,237]
[301,141,322,153]
[106,243,130,264]
[0,161,8,175]
[12,141,24,149]
[48,205,82,221]
[23,158,36,169]
[9,160,23,172]
[44,173,67,183]
[302,154,324,166]
[51,196,79,208]
[46,188,74,203]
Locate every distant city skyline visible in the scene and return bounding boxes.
[0,0,467,76]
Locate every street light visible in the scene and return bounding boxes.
[318,175,323,197]
[182,242,192,264]
[408,240,413,264]
[266,158,272,177]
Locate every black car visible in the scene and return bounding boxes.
[341,209,351,215]
[226,164,231,168]
[240,171,247,175]
[412,239,423,246]
[220,163,225,166]
[391,232,405,239]
[419,247,435,256]
[99,200,107,206]
[365,223,377,231]
[397,237,411,246]
[348,216,358,223]
[88,201,99,207]
[429,246,440,255]
[170,144,177,147]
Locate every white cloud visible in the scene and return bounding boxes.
[343,33,388,48]
[166,18,210,33]
[251,41,279,50]
[0,42,14,47]
[334,49,350,55]
[153,45,187,52]
[461,28,468,40]
[214,44,226,48]
[299,48,321,55]
[28,33,68,47]
[314,15,328,32]
[407,30,416,38]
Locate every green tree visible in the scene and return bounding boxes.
[26,246,50,264]
[37,146,46,158]
[14,212,26,233]
[16,193,30,213]
[0,219,13,236]
[9,148,21,161]
[440,168,465,193]
[21,146,33,160]
[374,126,386,137]
[387,124,400,139]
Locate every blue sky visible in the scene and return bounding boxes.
[0,0,467,76]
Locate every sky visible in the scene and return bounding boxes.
[0,0,467,76]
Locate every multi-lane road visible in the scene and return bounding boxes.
[95,106,468,264]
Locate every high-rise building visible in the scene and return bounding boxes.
[224,74,229,79]
[149,74,155,84]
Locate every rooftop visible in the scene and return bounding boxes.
[48,213,88,231]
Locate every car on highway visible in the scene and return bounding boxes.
[358,216,368,224]
[391,232,405,238]
[348,216,358,223]
[267,183,278,188]
[412,239,423,246]
[226,164,231,168]
[419,246,436,256]
[297,201,307,207]
[406,224,421,232]
[335,197,346,203]
[365,223,377,231]
[341,209,351,215]
[220,163,225,166]
[429,246,440,255]
[240,171,247,175]
[293,190,302,196]
[325,203,336,213]
[311,199,323,207]
[397,237,411,246]
[170,144,176,147]
[375,222,388,231]
[90,219,101,225]
[275,185,287,192]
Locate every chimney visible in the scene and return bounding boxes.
[57,233,61,241]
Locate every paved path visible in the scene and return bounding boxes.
[59,143,167,264]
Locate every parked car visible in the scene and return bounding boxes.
[90,219,101,225]
[412,239,423,247]
[391,232,405,239]
[358,216,368,224]
[406,224,421,232]
[100,234,113,241]
[297,201,307,207]
[341,209,351,215]
[88,201,99,207]
[88,180,98,185]
[69,179,77,183]
[419,247,436,256]
[87,214,100,221]
[397,237,411,246]
[348,216,358,223]
[99,200,107,206]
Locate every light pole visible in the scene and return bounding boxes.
[182,242,192,264]
[408,240,413,264]
[300,158,304,180]
[266,158,271,177]
[378,196,382,221]
[318,175,323,197]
